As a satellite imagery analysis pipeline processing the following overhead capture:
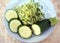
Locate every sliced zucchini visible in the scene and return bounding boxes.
[18,26,32,39]
[31,24,41,35]
[9,19,21,33]
[5,10,18,21]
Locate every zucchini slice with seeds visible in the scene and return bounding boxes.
[18,26,32,39]
[9,19,21,33]
[31,24,41,35]
[5,10,18,21]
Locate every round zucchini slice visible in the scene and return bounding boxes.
[9,19,21,33]
[5,10,18,21]
[18,26,32,39]
[31,24,41,36]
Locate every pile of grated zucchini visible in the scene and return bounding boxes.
[15,0,45,24]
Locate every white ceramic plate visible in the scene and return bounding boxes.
[3,0,57,42]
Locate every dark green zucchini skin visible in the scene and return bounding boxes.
[17,25,32,39]
[36,19,51,33]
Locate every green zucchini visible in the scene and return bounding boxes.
[5,10,18,21]
[18,26,32,39]
[31,24,41,35]
[9,19,21,33]
[33,18,57,34]
[36,19,51,33]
